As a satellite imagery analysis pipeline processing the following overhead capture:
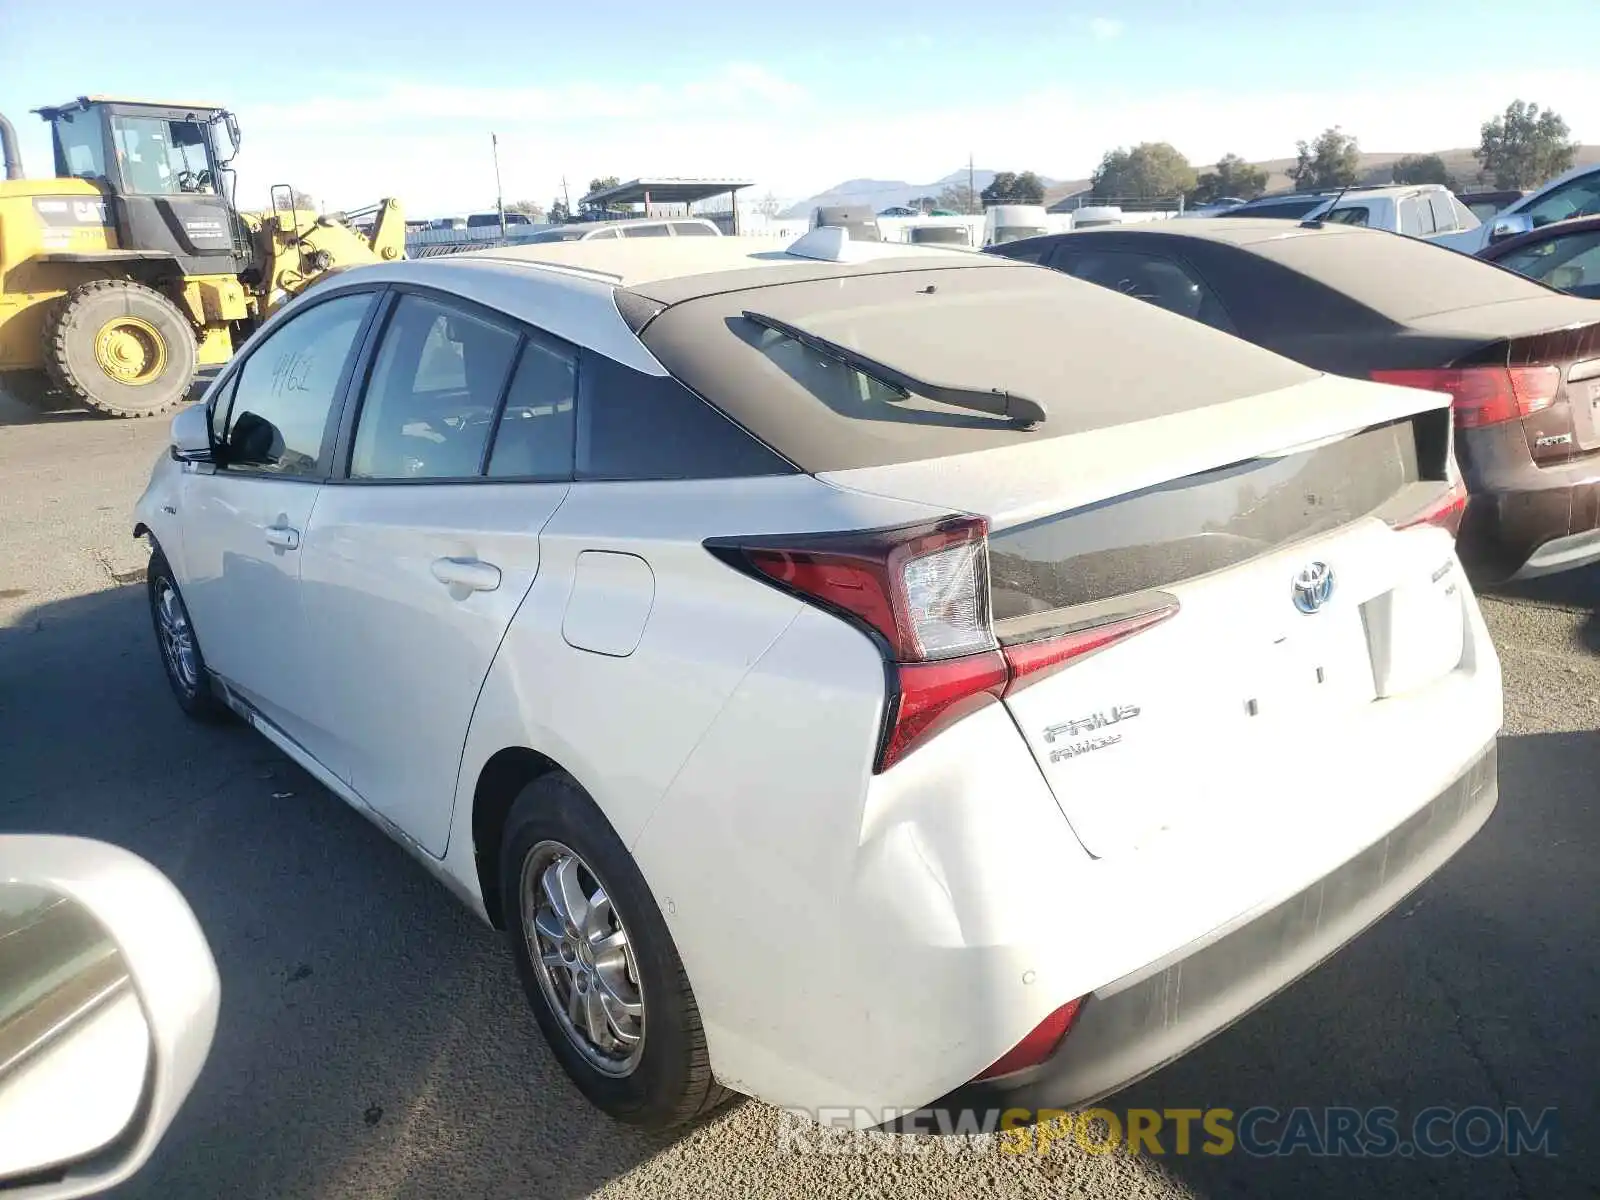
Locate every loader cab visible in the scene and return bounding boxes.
[37,96,250,277]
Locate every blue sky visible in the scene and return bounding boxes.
[3,1,1596,216]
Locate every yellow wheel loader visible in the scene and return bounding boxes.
[0,97,404,418]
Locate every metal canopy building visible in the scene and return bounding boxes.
[580,178,754,232]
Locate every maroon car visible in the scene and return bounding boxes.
[988,219,1600,582]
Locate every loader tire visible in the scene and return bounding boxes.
[45,279,198,419]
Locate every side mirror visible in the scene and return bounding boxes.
[168,404,212,464]
[1488,213,1534,245]
[0,837,218,1199]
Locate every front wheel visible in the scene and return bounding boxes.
[147,551,227,722]
[500,772,730,1128]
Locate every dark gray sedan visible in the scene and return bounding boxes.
[988,220,1600,583]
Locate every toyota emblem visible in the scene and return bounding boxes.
[1291,562,1335,614]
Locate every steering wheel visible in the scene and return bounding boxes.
[176,169,214,193]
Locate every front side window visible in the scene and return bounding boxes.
[1523,173,1600,228]
[224,293,375,476]
[110,115,214,195]
[349,294,519,480]
[1495,231,1600,298]
[1057,249,1234,332]
[51,113,106,180]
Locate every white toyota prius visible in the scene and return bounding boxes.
[134,230,1502,1130]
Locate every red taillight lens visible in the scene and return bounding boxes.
[1371,365,1560,429]
[711,518,1176,772]
[974,998,1085,1081]
[1389,475,1468,537]
[1002,603,1179,696]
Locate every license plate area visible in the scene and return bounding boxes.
[1247,611,1377,721]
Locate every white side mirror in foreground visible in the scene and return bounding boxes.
[0,837,218,1199]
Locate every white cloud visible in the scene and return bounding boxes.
[230,66,1598,217]
[1087,18,1124,39]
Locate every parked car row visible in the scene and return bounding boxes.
[137,224,1503,1135]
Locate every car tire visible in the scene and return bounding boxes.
[147,550,228,722]
[500,772,730,1128]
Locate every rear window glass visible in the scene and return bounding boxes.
[1252,227,1551,320]
[637,264,1314,473]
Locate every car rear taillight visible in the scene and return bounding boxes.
[973,998,1085,1081]
[1371,365,1560,430]
[1388,475,1468,537]
[710,518,1177,771]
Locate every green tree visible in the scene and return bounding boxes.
[1477,100,1577,189]
[935,182,977,213]
[1190,153,1268,204]
[1391,154,1454,187]
[981,170,1046,205]
[506,199,545,220]
[583,176,622,214]
[1091,143,1197,201]
[288,188,317,211]
[1290,127,1362,190]
[549,199,571,224]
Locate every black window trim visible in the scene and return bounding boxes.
[324,280,580,487]
[205,284,387,483]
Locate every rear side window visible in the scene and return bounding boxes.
[1399,197,1434,237]
[577,351,794,481]
[349,293,518,480]
[671,222,717,237]
[623,224,672,238]
[1057,248,1235,333]
[1427,193,1458,233]
[487,337,578,479]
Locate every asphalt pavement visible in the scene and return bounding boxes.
[0,395,1595,1199]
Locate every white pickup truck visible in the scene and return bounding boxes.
[1301,184,1481,243]
[1433,163,1600,254]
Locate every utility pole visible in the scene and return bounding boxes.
[561,175,572,216]
[491,132,507,238]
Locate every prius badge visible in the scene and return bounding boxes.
[1291,561,1335,614]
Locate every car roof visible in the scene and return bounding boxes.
[1047,219,1373,247]
[460,234,983,290]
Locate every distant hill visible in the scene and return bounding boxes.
[780,168,1059,218]
[1039,144,1600,208]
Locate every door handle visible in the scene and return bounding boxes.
[430,556,501,593]
[264,525,301,551]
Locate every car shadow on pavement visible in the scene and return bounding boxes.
[0,584,686,1200]
[2,583,1595,1200]
[1485,561,1600,653]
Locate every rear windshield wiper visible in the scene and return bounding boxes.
[742,309,1048,429]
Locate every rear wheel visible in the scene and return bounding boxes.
[499,772,730,1128]
[46,279,198,419]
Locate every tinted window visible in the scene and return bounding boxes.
[1523,172,1600,228]
[909,226,971,245]
[671,222,717,237]
[487,337,578,479]
[990,240,1049,264]
[52,114,106,179]
[622,224,672,238]
[225,293,373,476]
[1058,249,1234,332]
[577,351,794,481]
[526,229,589,243]
[1468,201,1502,222]
[350,293,518,480]
[1220,198,1323,220]
[1495,230,1600,299]
[1427,193,1458,233]
[1325,206,1371,227]
[467,214,501,228]
[1398,197,1431,237]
